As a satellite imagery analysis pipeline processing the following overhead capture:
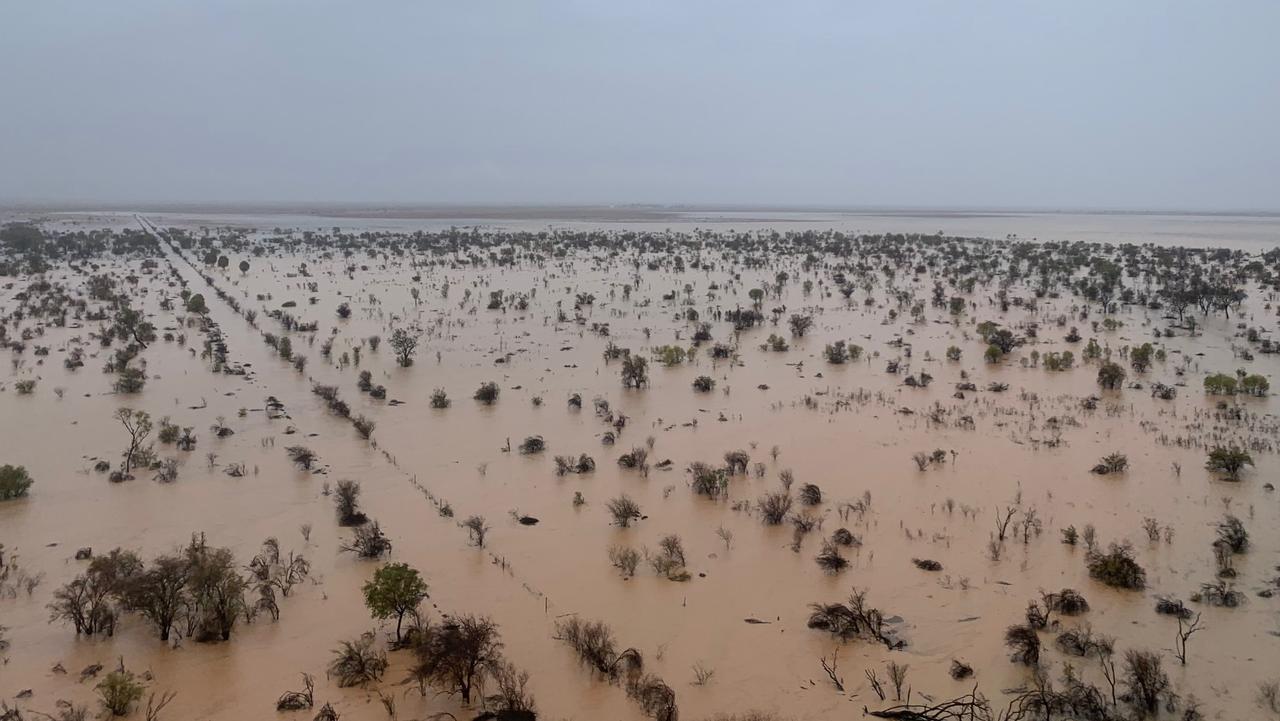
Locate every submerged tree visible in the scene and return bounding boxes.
[621,354,649,388]
[408,615,503,704]
[114,408,153,477]
[389,326,421,367]
[0,464,33,500]
[1205,446,1252,480]
[362,562,428,643]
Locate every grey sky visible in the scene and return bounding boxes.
[2,1,1277,210]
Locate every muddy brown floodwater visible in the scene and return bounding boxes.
[1,210,1278,721]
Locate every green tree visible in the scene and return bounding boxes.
[97,669,145,716]
[1240,374,1269,397]
[1203,373,1237,395]
[185,293,207,314]
[362,562,429,642]
[1206,446,1253,480]
[1097,361,1126,390]
[1129,343,1154,372]
[238,259,250,274]
[621,354,648,388]
[0,464,33,500]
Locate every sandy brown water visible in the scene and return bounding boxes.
[2,211,1279,720]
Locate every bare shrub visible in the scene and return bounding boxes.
[806,588,903,649]
[608,546,641,577]
[757,492,792,525]
[1121,649,1169,714]
[328,632,387,687]
[1004,625,1040,666]
[334,480,367,526]
[607,495,642,527]
[815,541,848,573]
[339,521,392,559]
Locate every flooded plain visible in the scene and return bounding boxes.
[2,209,1279,721]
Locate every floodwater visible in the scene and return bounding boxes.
[1,209,1279,721]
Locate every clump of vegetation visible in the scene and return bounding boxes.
[1090,452,1128,475]
[352,414,376,439]
[798,483,822,505]
[1122,649,1170,715]
[334,480,368,526]
[1203,372,1238,395]
[328,632,388,687]
[607,495,642,527]
[807,588,903,649]
[461,515,490,547]
[430,388,451,408]
[757,491,792,525]
[474,381,500,405]
[555,454,596,475]
[340,521,392,559]
[1097,361,1126,389]
[1215,514,1248,553]
[553,616,643,681]
[692,375,715,392]
[1004,625,1040,666]
[621,354,649,388]
[286,445,318,470]
[1086,542,1146,590]
[362,562,428,643]
[96,668,145,716]
[815,541,848,573]
[609,545,641,577]
[0,464,33,500]
[518,435,546,454]
[408,615,505,705]
[1205,446,1252,480]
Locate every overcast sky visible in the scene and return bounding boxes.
[2,1,1277,210]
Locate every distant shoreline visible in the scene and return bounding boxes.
[3,203,1278,222]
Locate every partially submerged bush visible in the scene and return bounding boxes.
[757,492,792,525]
[608,545,641,577]
[554,616,642,680]
[689,462,727,498]
[474,381,500,405]
[328,632,388,687]
[96,669,145,716]
[1090,452,1128,475]
[286,445,318,470]
[518,435,546,454]
[1086,543,1146,590]
[555,454,596,475]
[1004,624,1040,665]
[1216,514,1248,553]
[607,495,642,527]
[1192,580,1244,608]
[1122,649,1169,714]
[1046,588,1090,615]
[815,541,848,573]
[430,388,451,408]
[0,464,33,500]
[340,521,392,559]
[798,483,822,506]
[1206,446,1253,480]
[806,588,903,649]
[334,480,368,526]
[830,528,859,547]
